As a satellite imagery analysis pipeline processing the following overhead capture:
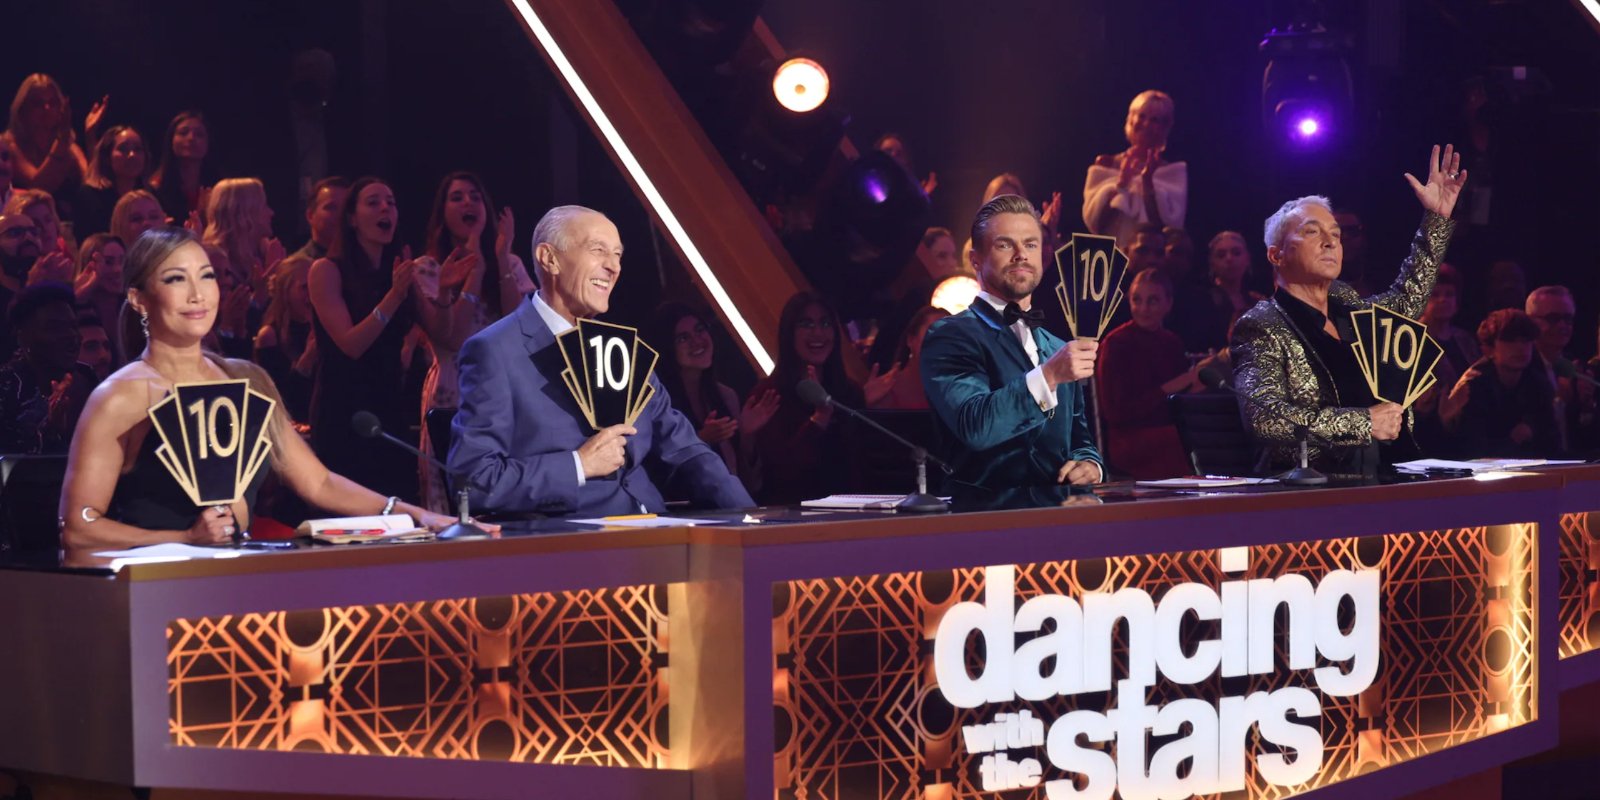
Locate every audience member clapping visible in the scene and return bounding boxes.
[110,189,165,249]
[751,292,864,505]
[1440,309,1561,457]
[0,282,96,454]
[870,305,948,411]
[72,233,127,362]
[253,259,316,422]
[2,75,91,200]
[76,124,149,237]
[0,212,70,289]
[204,177,281,300]
[1083,90,1186,250]
[1096,269,1197,478]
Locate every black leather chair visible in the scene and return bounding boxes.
[0,454,68,554]
[1167,392,1260,477]
[425,407,458,492]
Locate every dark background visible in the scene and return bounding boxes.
[5,0,1599,369]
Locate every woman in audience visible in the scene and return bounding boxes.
[871,305,948,411]
[1206,231,1262,331]
[1083,89,1186,250]
[644,303,779,495]
[0,282,96,455]
[254,259,315,422]
[751,292,864,505]
[2,74,89,200]
[203,177,280,294]
[110,190,165,250]
[1440,309,1560,458]
[1096,269,1197,478]
[58,226,455,550]
[76,125,148,237]
[150,111,219,221]
[308,176,419,500]
[72,233,126,361]
[411,171,535,510]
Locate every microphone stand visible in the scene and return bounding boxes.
[801,383,953,513]
[355,418,491,541]
[1200,372,1329,486]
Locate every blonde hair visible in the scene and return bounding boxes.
[5,74,67,156]
[111,189,165,247]
[203,178,270,277]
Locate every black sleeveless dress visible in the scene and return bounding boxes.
[308,257,416,499]
[108,426,266,532]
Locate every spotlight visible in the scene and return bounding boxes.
[773,57,829,113]
[931,275,981,315]
[1260,18,1352,152]
[1296,116,1320,137]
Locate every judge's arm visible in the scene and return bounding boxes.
[60,381,195,549]
[921,323,1054,452]
[447,335,581,513]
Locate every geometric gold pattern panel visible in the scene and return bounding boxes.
[1558,511,1600,658]
[168,585,670,767]
[774,526,1537,800]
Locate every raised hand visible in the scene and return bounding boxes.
[495,207,515,263]
[862,361,901,406]
[1039,191,1063,237]
[440,244,480,295]
[1404,144,1468,219]
[27,251,74,286]
[85,94,109,137]
[389,246,416,298]
[697,410,739,445]
[921,171,938,196]
[739,389,781,436]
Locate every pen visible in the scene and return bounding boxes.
[603,513,658,521]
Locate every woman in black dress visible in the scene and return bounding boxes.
[59,226,452,550]
[306,177,419,499]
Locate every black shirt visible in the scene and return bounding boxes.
[1272,287,1377,408]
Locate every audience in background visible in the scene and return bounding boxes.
[645,303,780,494]
[76,312,112,381]
[76,124,149,237]
[72,233,126,362]
[871,305,948,411]
[751,292,863,505]
[307,176,418,500]
[1486,259,1527,313]
[1096,269,1196,478]
[1083,89,1186,250]
[149,110,218,222]
[1525,285,1592,453]
[0,282,95,454]
[1414,262,1483,454]
[3,75,90,202]
[1442,309,1560,457]
[413,171,535,511]
[109,190,165,251]
[6,189,70,257]
[253,259,316,422]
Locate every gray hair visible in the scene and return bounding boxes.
[530,204,602,272]
[1525,285,1574,313]
[1263,195,1333,250]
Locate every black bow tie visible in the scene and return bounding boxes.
[1002,302,1045,329]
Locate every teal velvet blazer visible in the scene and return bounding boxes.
[919,300,1103,497]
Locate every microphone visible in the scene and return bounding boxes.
[796,379,952,513]
[351,411,490,540]
[1195,368,1329,486]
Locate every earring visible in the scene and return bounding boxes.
[140,312,150,338]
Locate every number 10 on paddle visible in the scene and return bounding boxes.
[556,318,659,430]
[1054,232,1130,341]
[145,379,276,507]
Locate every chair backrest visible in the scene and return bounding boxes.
[854,409,941,493]
[1167,392,1260,477]
[0,454,68,553]
[425,407,458,492]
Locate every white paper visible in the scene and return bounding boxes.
[800,494,951,510]
[569,516,732,528]
[1135,477,1277,488]
[1395,458,1577,474]
[93,542,263,572]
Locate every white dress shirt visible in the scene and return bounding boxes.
[975,291,1058,413]
[531,292,590,487]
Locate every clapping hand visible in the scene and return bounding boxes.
[739,389,781,437]
[698,411,739,445]
[85,95,109,138]
[862,361,902,406]
[27,251,74,287]
[1405,144,1468,219]
[495,207,514,264]
[440,243,480,296]
[1039,191,1063,238]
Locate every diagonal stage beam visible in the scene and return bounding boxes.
[504,0,815,375]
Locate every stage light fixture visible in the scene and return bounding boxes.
[1260,21,1352,152]
[773,57,829,113]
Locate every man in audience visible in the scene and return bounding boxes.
[921,194,1103,498]
[1525,285,1592,452]
[448,205,753,517]
[0,282,95,454]
[75,312,113,380]
[289,177,348,264]
[0,213,71,290]
[1127,223,1167,274]
[1441,309,1561,457]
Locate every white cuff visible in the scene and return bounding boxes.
[572,452,587,487]
[1026,366,1059,412]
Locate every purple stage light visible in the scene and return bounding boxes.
[1297,117,1320,136]
[862,170,890,204]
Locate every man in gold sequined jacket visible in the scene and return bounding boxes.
[1231,145,1467,474]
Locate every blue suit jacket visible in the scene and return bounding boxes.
[919,300,1102,495]
[447,299,753,516]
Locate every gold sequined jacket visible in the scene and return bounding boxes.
[1230,212,1456,468]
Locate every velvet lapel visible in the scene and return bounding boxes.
[969,300,1034,373]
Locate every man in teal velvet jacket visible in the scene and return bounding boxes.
[920,194,1104,498]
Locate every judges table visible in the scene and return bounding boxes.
[4,469,1600,800]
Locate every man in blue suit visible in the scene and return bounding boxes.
[448,205,753,517]
[921,194,1104,498]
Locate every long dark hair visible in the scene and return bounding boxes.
[326,176,405,308]
[149,110,219,193]
[772,291,856,403]
[644,302,732,424]
[424,171,503,316]
[85,125,149,191]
